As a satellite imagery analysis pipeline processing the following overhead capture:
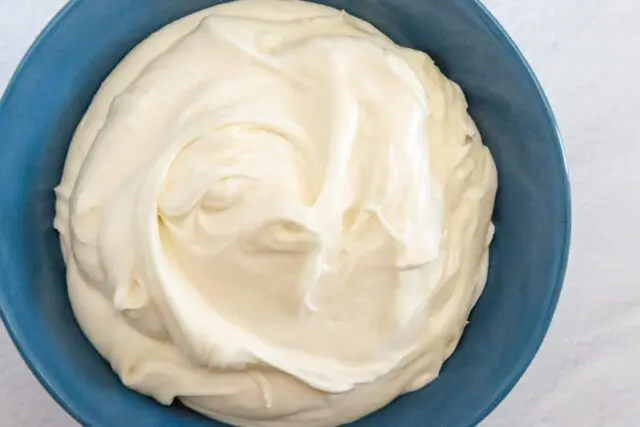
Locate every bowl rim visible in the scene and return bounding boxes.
[0,0,571,426]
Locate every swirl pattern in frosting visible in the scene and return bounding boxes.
[54,1,498,426]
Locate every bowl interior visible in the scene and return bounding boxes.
[0,0,570,426]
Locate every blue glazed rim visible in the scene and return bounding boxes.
[0,0,571,426]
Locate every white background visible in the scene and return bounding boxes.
[1,0,637,426]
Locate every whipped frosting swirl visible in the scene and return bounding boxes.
[54,1,498,426]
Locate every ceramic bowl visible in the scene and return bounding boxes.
[0,1,570,425]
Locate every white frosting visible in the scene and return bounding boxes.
[54,1,497,426]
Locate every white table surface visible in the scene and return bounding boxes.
[1,0,637,426]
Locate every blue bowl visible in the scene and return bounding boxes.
[0,0,570,426]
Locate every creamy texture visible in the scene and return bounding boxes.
[54,1,497,426]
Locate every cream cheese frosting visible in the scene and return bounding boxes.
[54,1,498,426]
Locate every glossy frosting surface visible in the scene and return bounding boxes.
[54,1,497,425]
